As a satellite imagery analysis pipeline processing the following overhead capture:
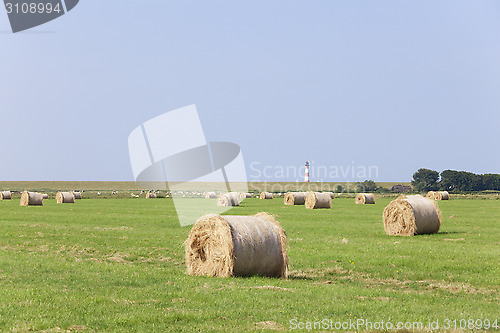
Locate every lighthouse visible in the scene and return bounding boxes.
[304,161,310,182]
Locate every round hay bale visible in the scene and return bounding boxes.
[383,194,441,236]
[0,191,12,200]
[284,192,306,205]
[205,192,217,199]
[324,192,335,199]
[217,193,240,207]
[434,191,449,200]
[56,192,75,204]
[305,191,331,209]
[426,191,436,200]
[260,192,273,200]
[42,194,49,200]
[146,192,157,199]
[72,191,82,200]
[185,212,288,278]
[355,193,375,204]
[20,191,43,206]
[239,192,251,200]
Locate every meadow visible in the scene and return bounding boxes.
[0,181,411,193]
[0,195,498,332]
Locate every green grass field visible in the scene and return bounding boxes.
[0,181,411,193]
[0,197,498,332]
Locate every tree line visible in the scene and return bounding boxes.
[411,168,500,192]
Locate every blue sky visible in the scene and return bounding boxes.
[1,1,499,182]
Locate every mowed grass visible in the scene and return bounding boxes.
[0,197,498,332]
[0,181,411,193]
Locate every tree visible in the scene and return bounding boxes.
[356,180,377,192]
[375,187,391,193]
[482,174,500,191]
[471,173,484,191]
[441,170,479,192]
[411,168,439,192]
[440,170,500,192]
[440,170,459,191]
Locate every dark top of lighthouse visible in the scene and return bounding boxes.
[305,161,309,166]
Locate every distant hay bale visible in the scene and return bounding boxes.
[42,194,49,200]
[185,212,288,278]
[217,193,240,207]
[383,195,441,236]
[434,191,449,200]
[0,191,12,200]
[426,191,449,201]
[146,192,157,199]
[260,192,273,199]
[324,192,335,199]
[284,192,306,205]
[205,192,217,199]
[72,192,82,200]
[426,191,436,200]
[56,192,75,204]
[239,193,252,200]
[20,191,43,206]
[355,193,375,204]
[305,191,331,209]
